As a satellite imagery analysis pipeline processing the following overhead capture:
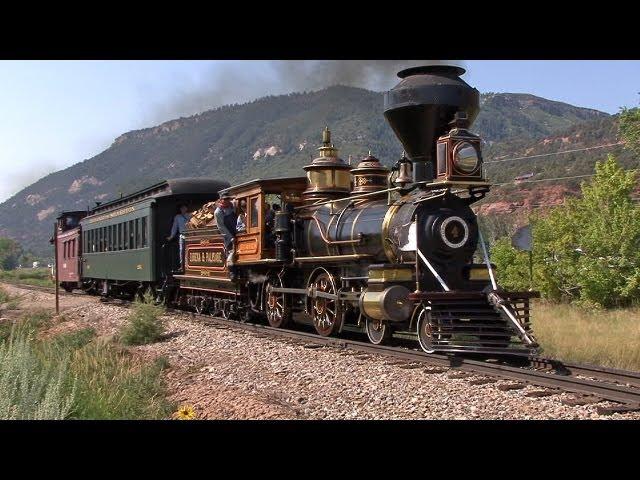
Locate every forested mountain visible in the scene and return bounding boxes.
[0,85,615,257]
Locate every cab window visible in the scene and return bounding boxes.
[250,197,259,229]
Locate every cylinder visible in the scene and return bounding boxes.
[359,285,413,322]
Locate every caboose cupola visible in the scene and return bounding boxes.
[303,127,352,203]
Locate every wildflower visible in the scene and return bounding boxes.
[174,404,196,420]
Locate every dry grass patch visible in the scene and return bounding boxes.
[532,301,640,371]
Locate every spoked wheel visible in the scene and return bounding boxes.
[194,296,208,315]
[265,275,291,328]
[416,305,436,354]
[365,317,392,345]
[311,271,341,337]
[220,301,231,319]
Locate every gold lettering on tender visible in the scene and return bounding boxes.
[188,248,223,267]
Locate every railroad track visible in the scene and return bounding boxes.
[6,281,640,415]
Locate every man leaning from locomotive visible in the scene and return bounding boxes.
[167,203,192,271]
[214,193,238,262]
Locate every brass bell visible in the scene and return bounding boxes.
[394,154,413,187]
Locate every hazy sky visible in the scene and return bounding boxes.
[0,60,638,202]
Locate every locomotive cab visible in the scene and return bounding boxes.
[217,177,307,264]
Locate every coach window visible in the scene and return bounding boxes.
[141,217,147,248]
[129,220,135,249]
[135,218,140,249]
[123,222,128,250]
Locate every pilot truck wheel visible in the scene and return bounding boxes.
[365,317,392,345]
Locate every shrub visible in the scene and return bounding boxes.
[491,156,640,308]
[0,326,75,420]
[120,294,166,346]
[490,237,533,291]
[533,155,640,307]
[68,340,174,419]
[0,308,173,420]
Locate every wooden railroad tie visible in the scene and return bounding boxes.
[525,389,559,398]
[561,395,602,406]
[497,383,527,391]
[596,404,640,416]
[448,371,475,380]
[423,367,448,374]
[468,378,496,385]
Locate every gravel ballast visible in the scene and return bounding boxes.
[3,283,640,420]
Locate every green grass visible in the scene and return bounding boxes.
[0,310,174,420]
[0,286,10,304]
[532,301,640,371]
[0,268,54,288]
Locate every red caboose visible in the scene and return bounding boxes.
[52,211,88,292]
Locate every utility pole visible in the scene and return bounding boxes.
[53,222,59,315]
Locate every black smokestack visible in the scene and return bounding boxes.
[383,65,479,183]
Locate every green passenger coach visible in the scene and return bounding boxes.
[80,178,229,296]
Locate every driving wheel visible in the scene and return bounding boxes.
[311,271,341,337]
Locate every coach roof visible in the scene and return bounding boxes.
[89,178,230,215]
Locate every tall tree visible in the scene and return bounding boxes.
[0,237,23,270]
[492,155,640,308]
[619,107,640,156]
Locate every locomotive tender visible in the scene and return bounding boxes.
[53,65,539,355]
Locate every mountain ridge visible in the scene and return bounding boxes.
[0,85,613,257]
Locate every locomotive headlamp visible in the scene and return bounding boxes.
[432,111,488,186]
[453,142,480,174]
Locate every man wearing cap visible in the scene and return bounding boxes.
[167,203,192,271]
[214,193,238,252]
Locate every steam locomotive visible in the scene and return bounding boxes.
[53,65,539,356]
